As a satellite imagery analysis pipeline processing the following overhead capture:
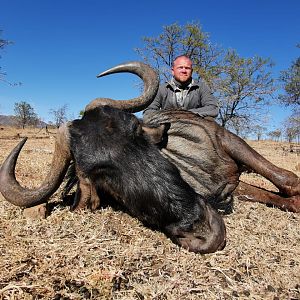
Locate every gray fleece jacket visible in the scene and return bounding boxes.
[143,78,219,122]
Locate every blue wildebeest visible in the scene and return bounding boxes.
[0,65,226,253]
[0,62,299,255]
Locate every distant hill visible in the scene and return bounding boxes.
[0,115,48,127]
[0,115,18,126]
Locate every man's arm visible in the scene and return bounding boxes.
[189,82,219,118]
[189,105,219,118]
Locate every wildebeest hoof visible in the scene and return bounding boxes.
[282,196,300,213]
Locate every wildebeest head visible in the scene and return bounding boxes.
[0,105,226,254]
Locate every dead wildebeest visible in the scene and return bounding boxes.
[84,61,300,213]
[0,104,226,254]
[0,61,299,254]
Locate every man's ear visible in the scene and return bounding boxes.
[142,123,170,144]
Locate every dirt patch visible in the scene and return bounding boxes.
[0,128,299,299]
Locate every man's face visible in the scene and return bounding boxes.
[172,57,193,83]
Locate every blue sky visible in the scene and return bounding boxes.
[1,0,299,130]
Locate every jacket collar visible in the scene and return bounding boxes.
[166,78,199,91]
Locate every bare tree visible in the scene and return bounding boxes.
[215,50,276,127]
[136,22,222,85]
[226,116,253,139]
[279,44,300,108]
[283,109,300,143]
[14,101,38,129]
[136,22,276,128]
[0,30,20,86]
[49,104,68,127]
[252,125,267,141]
[268,129,282,142]
[0,30,12,84]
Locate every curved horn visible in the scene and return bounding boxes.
[85,61,159,113]
[0,125,72,207]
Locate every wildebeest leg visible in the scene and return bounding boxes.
[71,178,90,210]
[71,174,101,211]
[165,201,226,254]
[234,182,300,213]
[89,183,100,210]
[222,130,300,197]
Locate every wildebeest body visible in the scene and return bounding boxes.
[144,109,300,212]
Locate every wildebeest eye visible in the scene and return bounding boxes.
[105,119,115,133]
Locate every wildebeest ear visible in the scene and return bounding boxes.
[142,123,170,144]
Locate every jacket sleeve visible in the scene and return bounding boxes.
[189,82,219,118]
[143,85,164,122]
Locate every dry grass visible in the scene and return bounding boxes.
[0,127,299,300]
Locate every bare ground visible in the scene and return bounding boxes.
[0,127,299,300]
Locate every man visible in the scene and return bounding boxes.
[143,55,219,122]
